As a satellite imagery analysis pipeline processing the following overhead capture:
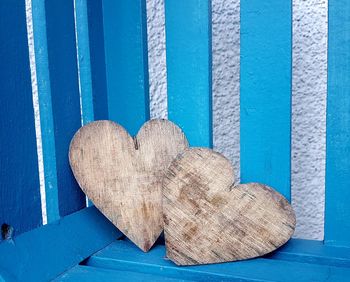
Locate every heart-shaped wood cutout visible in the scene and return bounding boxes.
[69,119,188,251]
[163,148,296,265]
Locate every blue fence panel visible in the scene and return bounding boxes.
[0,0,42,239]
[165,0,213,147]
[324,0,350,248]
[102,0,150,135]
[240,0,292,200]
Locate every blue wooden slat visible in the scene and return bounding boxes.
[240,0,292,200]
[165,0,213,147]
[86,0,108,120]
[267,239,350,268]
[0,0,42,239]
[45,0,86,216]
[74,0,94,125]
[31,0,60,223]
[325,0,350,248]
[102,0,150,136]
[33,0,86,217]
[74,0,109,124]
[55,265,189,282]
[0,207,122,282]
[85,240,350,282]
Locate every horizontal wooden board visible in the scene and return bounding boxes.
[267,238,350,268]
[55,265,191,282]
[85,239,350,281]
[0,207,122,282]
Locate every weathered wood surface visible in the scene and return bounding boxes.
[69,119,188,251]
[163,148,296,265]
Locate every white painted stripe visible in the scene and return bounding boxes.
[25,0,48,225]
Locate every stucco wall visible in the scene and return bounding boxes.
[146,0,328,240]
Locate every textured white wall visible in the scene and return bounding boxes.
[291,0,327,240]
[146,0,328,240]
[146,0,168,119]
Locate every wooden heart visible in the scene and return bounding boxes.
[69,119,188,251]
[163,148,296,265]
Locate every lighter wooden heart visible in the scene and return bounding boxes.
[69,119,188,251]
[163,148,296,265]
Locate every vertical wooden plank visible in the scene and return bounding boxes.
[324,0,350,247]
[240,0,292,200]
[45,0,86,216]
[74,0,109,124]
[102,0,150,136]
[0,0,42,239]
[31,0,59,223]
[32,0,85,218]
[165,0,213,147]
[74,0,94,125]
[86,0,108,121]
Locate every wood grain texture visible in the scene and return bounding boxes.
[163,148,296,265]
[69,119,188,251]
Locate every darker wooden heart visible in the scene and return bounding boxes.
[69,119,188,252]
[163,148,296,265]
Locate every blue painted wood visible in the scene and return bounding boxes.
[55,265,190,282]
[0,207,122,282]
[268,239,350,268]
[75,0,94,125]
[325,0,350,248]
[0,0,42,239]
[240,0,292,200]
[37,0,85,217]
[31,0,60,223]
[102,0,150,136]
[75,0,109,124]
[86,0,108,120]
[165,0,213,147]
[85,240,350,282]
